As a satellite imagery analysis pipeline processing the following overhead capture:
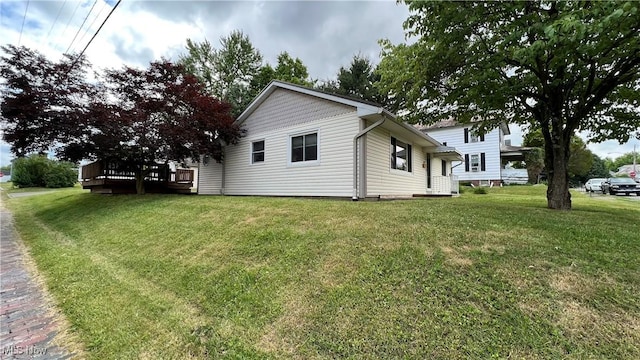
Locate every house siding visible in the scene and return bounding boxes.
[426,126,502,181]
[365,126,428,196]
[223,111,359,197]
[241,88,353,137]
[198,158,223,195]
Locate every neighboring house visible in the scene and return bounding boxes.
[198,81,462,199]
[420,120,528,186]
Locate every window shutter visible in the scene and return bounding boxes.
[464,128,469,143]
[480,133,485,141]
[441,160,447,176]
[480,153,486,171]
[465,154,470,172]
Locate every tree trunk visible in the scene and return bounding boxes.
[544,121,572,210]
[135,172,146,195]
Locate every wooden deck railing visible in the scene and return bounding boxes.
[81,160,194,183]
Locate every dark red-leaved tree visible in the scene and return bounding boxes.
[0,44,91,155]
[1,45,242,194]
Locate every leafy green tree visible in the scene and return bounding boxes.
[248,52,312,98]
[377,1,640,210]
[273,52,310,86]
[329,55,385,104]
[605,151,638,172]
[585,154,610,180]
[11,154,76,188]
[179,30,263,117]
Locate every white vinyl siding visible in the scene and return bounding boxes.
[224,111,359,197]
[366,126,427,197]
[240,88,352,137]
[197,157,223,195]
[426,126,502,181]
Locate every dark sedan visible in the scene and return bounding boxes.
[601,177,640,196]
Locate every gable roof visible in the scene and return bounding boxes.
[237,81,450,151]
[236,81,389,123]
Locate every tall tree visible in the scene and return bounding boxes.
[179,30,263,117]
[1,46,242,194]
[248,52,312,98]
[318,54,385,104]
[377,1,640,210]
[273,52,310,86]
[0,45,91,156]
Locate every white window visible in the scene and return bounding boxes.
[470,154,480,172]
[251,140,264,164]
[470,134,479,143]
[291,132,318,163]
[391,137,412,172]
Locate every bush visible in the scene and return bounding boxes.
[12,155,77,188]
[473,187,488,194]
[44,162,77,188]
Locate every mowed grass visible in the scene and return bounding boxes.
[6,186,640,359]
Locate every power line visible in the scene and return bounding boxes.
[75,0,108,53]
[66,0,122,75]
[66,0,99,54]
[61,0,82,39]
[47,0,67,39]
[18,0,30,45]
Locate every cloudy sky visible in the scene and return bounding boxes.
[0,0,637,166]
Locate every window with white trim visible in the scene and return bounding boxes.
[470,154,480,172]
[291,132,317,163]
[391,137,412,172]
[251,140,264,164]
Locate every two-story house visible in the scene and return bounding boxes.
[420,120,527,186]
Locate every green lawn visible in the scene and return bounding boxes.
[6,186,640,359]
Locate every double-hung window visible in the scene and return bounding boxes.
[251,140,265,164]
[291,132,318,163]
[465,153,486,172]
[391,137,412,172]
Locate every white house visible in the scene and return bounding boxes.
[198,81,462,199]
[420,119,528,186]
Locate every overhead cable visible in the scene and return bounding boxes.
[18,0,30,45]
[66,0,99,54]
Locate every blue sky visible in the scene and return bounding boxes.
[0,0,638,166]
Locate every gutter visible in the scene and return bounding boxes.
[352,115,386,200]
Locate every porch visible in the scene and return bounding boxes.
[413,175,459,197]
[81,160,194,194]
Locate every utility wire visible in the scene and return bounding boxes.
[61,0,82,39]
[66,0,122,77]
[18,0,30,45]
[66,0,98,54]
[75,0,108,53]
[47,0,67,39]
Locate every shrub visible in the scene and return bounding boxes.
[44,162,77,188]
[12,155,77,188]
[12,155,50,187]
[473,187,488,194]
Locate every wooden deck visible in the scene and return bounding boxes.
[81,160,194,194]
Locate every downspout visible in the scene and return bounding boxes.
[353,116,386,200]
[220,140,227,195]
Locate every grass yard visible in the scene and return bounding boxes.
[5,186,640,359]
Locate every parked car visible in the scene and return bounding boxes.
[601,177,640,196]
[585,178,606,193]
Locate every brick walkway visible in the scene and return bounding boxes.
[0,208,73,359]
